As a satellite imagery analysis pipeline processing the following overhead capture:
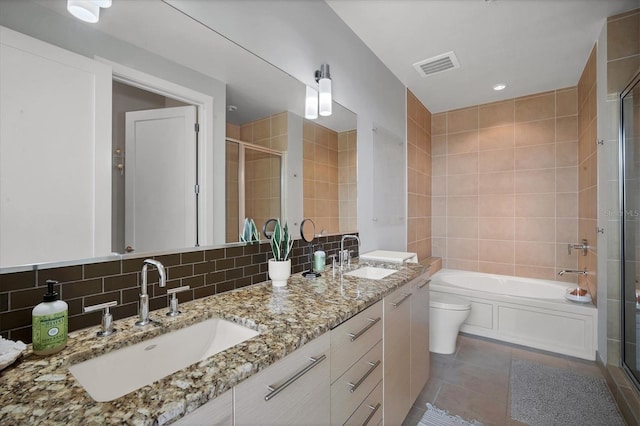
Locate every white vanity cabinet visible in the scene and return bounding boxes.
[234,332,330,425]
[383,283,413,426]
[410,271,431,402]
[173,389,232,426]
[330,301,383,425]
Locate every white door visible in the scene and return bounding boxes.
[0,26,111,267]
[125,106,197,253]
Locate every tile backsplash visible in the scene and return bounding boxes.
[0,233,358,343]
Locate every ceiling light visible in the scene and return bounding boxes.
[67,0,112,23]
[493,83,507,91]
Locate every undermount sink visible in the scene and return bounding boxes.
[344,266,398,280]
[69,318,259,402]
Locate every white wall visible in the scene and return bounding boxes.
[167,0,409,253]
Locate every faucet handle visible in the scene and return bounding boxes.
[84,300,117,337]
[166,286,190,317]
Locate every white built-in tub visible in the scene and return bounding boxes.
[429,269,598,360]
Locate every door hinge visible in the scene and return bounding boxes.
[194,184,200,194]
[194,123,200,133]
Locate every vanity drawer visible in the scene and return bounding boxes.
[330,340,383,425]
[331,300,382,382]
[344,381,383,426]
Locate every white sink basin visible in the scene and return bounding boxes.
[69,318,259,402]
[344,266,398,280]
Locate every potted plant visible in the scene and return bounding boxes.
[268,219,293,287]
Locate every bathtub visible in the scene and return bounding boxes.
[429,269,598,360]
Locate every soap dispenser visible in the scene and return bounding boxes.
[32,280,68,355]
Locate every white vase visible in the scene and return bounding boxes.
[268,259,291,287]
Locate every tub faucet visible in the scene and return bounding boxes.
[558,269,588,276]
[136,259,166,326]
[340,234,360,270]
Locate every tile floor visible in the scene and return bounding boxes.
[402,333,623,426]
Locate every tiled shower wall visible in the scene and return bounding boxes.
[0,234,359,344]
[407,90,432,261]
[431,88,580,282]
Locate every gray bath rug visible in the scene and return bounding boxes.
[418,403,483,426]
[510,359,625,426]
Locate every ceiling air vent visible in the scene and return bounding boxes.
[413,51,460,77]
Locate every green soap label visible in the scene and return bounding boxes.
[32,312,67,351]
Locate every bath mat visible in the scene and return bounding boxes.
[418,403,483,426]
[510,359,625,426]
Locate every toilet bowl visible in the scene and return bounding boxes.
[429,292,471,354]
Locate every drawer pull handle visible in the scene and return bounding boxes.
[347,360,381,393]
[362,402,381,426]
[347,317,381,342]
[418,279,431,289]
[265,354,326,401]
[390,293,412,308]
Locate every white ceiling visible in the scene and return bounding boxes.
[326,0,639,113]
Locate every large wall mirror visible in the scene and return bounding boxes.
[0,0,356,270]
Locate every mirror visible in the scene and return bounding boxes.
[0,0,356,270]
[262,218,278,240]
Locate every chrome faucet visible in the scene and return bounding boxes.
[558,269,588,276]
[340,234,360,270]
[136,259,166,326]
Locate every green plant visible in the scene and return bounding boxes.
[270,219,293,261]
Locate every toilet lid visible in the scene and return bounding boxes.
[430,292,471,310]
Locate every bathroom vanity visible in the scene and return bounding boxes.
[0,260,431,425]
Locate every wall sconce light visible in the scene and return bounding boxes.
[306,64,332,119]
[67,0,112,23]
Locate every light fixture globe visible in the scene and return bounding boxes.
[93,0,112,7]
[67,0,100,23]
[316,64,332,117]
[305,86,318,119]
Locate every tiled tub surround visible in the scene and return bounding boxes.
[0,234,359,344]
[0,259,427,425]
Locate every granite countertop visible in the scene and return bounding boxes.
[0,260,430,425]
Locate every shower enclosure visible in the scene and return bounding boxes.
[621,69,640,389]
[225,138,284,243]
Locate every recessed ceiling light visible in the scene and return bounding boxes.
[493,83,506,91]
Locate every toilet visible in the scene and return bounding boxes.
[429,292,471,354]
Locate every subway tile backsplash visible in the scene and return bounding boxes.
[0,233,358,343]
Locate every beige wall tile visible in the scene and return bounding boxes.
[515,193,555,217]
[479,217,515,240]
[478,194,514,217]
[479,262,515,276]
[557,166,578,193]
[515,217,556,242]
[478,171,514,194]
[557,193,578,218]
[479,125,514,151]
[515,144,555,170]
[432,135,447,156]
[607,12,640,61]
[448,153,478,175]
[448,196,479,217]
[479,99,514,129]
[478,148,514,172]
[608,56,640,93]
[514,265,556,280]
[447,107,478,133]
[556,88,578,117]
[432,217,447,237]
[515,169,556,193]
[447,238,479,261]
[446,259,479,271]
[514,242,555,267]
[447,130,479,154]
[479,240,515,263]
[432,113,447,135]
[514,119,556,146]
[447,217,478,239]
[515,92,555,122]
[432,176,447,196]
[556,218,578,242]
[556,141,578,167]
[556,116,578,142]
[432,196,446,216]
[447,174,478,196]
[433,155,446,177]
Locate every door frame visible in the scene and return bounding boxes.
[95,57,214,247]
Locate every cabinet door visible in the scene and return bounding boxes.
[410,273,431,403]
[174,389,232,426]
[234,332,330,425]
[383,284,412,426]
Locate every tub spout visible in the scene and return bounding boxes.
[558,269,588,276]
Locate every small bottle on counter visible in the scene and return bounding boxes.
[32,280,68,355]
[314,249,326,273]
